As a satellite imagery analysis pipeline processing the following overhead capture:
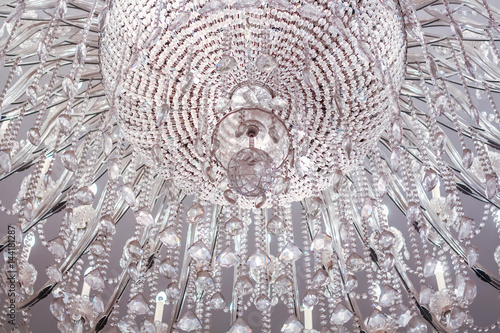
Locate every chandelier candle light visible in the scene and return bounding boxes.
[1,0,500,332]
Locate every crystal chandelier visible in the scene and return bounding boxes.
[1,0,500,332]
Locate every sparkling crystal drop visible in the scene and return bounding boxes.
[448,306,466,329]
[61,150,78,172]
[225,216,244,236]
[196,271,215,291]
[255,294,271,312]
[48,237,66,259]
[26,85,37,105]
[62,76,77,99]
[330,303,353,325]
[177,310,202,332]
[256,54,277,72]
[209,292,226,310]
[75,42,87,65]
[281,315,303,333]
[84,268,104,291]
[217,247,239,267]
[134,207,154,227]
[467,245,479,266]
[422,169,438,191]
[187,202,204,223]
[188,240,211,262]
[126,239,143,260]
[234,276,253,295]
[303,290,319,308]
[274,274,292,295]
[100,215,116,235]
[158,258,177,278]
[462,149,474,169]
[344,274,358,293]
[311,268,329,288]
[228,318,252,333]
[46,265,62,282]
[279,242,302,263]
[58,114,72,134]
[128,293,149,315]
[408,317,427,333]
[379,284,397,307]
[458,217,475,240]
[423,255,438,278]
[169,11,191,31]
[494,245,500,271]
[310,231,332,253]
[0,150,12,173]
[364,309,387,332]
[160,226,180,248]
[75,186,94,205]
[27,128,41,146]
[50,298,66,321]
[396,304,413,327]
[217,55,237,73]
[166,282,181,300]
[346,253,365,272]
[267,215,286,235]
[485,173,498,198]
[247,249,269,269]
[121,184,136,207]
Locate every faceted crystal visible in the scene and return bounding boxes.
[135,207,154,227]
[169,11,191,31]
[48,237,66,259]
[408,317,427,333]
[217,247,239,267]
[158,258,177,278]
[160,226,180,248]
[467,245,479,266]
[225,216,244,236]
[494,245,500,270]
[234,276,253,295]
[311,268,329,288]
[126,239,143,260]
[364,309,387,332]
[0,150,11,173]
[84,268,104,291]
[58,114,72,134]
[188,240,211,262]
[27,128,41,146]
[344,274,358,293]
[303,290,319,308]
[177,310,202,332]
[458,217,474,240]
[196,271,215,291]
[422,169,438,191]
[50,298,66,321]
[256,54,277,72]
[228,318,252,333]
[274,274,292,295]
[310,231,332,253]
[281,315,303,333]
[61,150,78,172]
[209,292,226,310]
[75,186,94,205]
[255,294,271,312]
[462,149,474,169]
[247,249,269,269]
[166,282,181,300]
[423,255,438,278]
[448,306,466,329]
[419,285,434,305]
[267,215,286,235]
[396,304,413,327]
[378,230,396,249]
[330,303,353,325]
[379,284,397,307]
[346,253,365,272]
[187,202,204,223]
[217,55,237,73]
[279,242,302,263]
[121,184,136,207]
[46,265,62,282]
[128,293,149,315]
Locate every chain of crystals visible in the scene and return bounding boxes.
[399,148,426,287]
[28,0,66,105]
[472,131,498,198]
[283,203,298,317]
[235,208,249,318]
[0,57,20,121]
[442,0,477,79]
[436,79,471,160]
[482,81,500,124]
[0,105,25,156]
[354,169,382,309]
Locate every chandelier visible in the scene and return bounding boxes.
[1,0,500,332]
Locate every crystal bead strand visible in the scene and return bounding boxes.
[26,61,61,147]
[0,15,20,67]
[0,56,20,120]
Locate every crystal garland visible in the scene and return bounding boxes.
[0,0,500,332]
